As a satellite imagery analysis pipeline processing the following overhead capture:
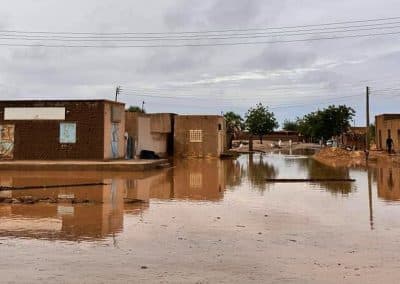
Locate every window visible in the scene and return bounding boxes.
[189,130,203,142]
[218,124,222,131]
[60,123,76,144]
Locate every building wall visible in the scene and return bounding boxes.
[0,101,106,160]
[137,116,152,155]
[125,112,140,142]
[103,102,125,160]
[376,115,400,151]
[124,112,173,157]
[0,100,125,160]
[174,115,226,158]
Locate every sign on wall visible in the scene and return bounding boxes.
[0,125,14,160]
[4,107,66,120]
[60,123,76,144]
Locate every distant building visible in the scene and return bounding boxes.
[237,130,301,142]
[0,100,125,160]
[375,114,400,151]
[174,115,227,158]
[340,127,366,150]
[125,112,175,158]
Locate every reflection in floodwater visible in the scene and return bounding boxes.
[1,153,400,241]
[0,158,235,241]
[295,157,355,195]
[377,167,400,201]
[245,154,278,192]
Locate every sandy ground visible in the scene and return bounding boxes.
[314,147,400,169]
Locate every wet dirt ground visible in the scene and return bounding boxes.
[1,152,400,283]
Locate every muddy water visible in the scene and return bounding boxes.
[1,153,400,283]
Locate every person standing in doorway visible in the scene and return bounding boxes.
[386,135,394,154]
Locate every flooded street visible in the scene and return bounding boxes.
[2,152,400,283]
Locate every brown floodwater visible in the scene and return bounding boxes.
[1,153,400,283]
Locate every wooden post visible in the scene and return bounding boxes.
[366,86,370,150]
[249,135,253,152]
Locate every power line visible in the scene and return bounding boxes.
[2,21,400,40]
[2,24,400,43]
[1,30,400,48]
[2,16,400,35]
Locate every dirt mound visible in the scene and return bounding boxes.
[313,147,365,167]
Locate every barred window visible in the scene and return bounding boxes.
[189,130,203,142]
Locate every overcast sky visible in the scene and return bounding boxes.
[1,0,400,126]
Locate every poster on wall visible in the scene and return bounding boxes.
[0,125,15,160]
[60,123,77,144]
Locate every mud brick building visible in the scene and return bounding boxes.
[340,127,366,150]
[0,100,125,160]
[174,115,227,158]
[125,112,175,158]
[375,114,400,152]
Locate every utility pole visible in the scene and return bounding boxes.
[366,86,370,150]
[115,86,121,102]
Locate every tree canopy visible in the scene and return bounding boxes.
[245,103,278,143]
[224,111,244,134]
[126,105,145,113]
[282,120,299,132]
[296,105,355,140]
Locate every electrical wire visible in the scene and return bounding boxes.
[2,16,400,35]
[1,30,399,48]
[2,21,400,40]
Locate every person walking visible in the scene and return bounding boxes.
[386,135,394,154]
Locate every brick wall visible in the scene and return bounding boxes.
[174,115,226,158]
[0,100,121,160]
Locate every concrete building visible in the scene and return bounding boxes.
[0,100,125,160]
[125,112,175,158]
[375,114,400,151]
[174,115,227,158]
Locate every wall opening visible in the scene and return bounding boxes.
[189,130,203,143]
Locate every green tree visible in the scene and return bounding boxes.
[126,105,145,113]
[224,111,244,149]
[369,123,376,141]
[282,120,299,131]
[297,105,355,141]
[245,103,278,143]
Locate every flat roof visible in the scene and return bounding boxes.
[176,115,224,118]
[376,113,400,117]
[0,99,125,106]
[376,114,400,121]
